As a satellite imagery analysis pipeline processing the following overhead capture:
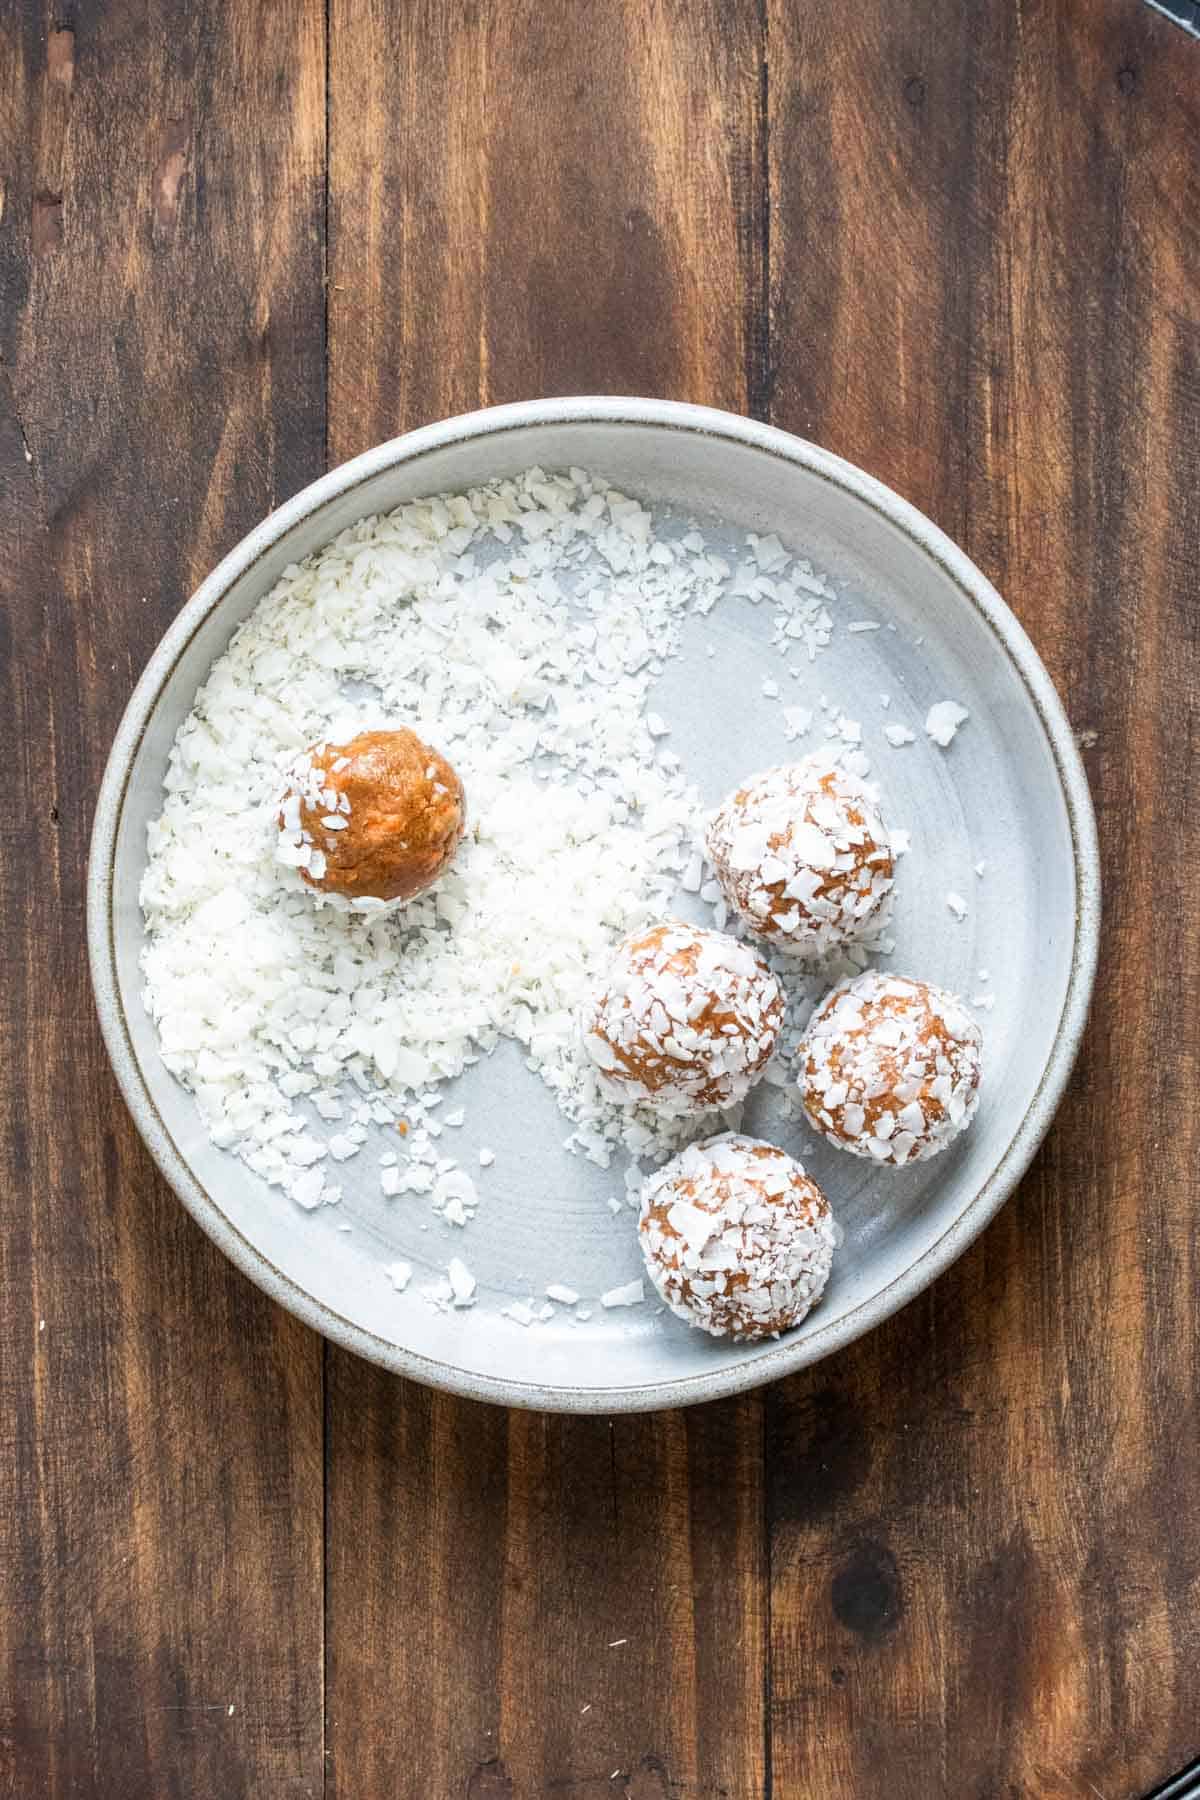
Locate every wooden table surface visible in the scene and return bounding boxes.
[3,3,1199,1796]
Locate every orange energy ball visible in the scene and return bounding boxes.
[279,728,465,908]
[796,970,983,1165]
[638,1133,838,1340]
[705,756,894,957]
[580,921,783,1117]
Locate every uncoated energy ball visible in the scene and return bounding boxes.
[705,756,894,958]
[580,921,784,1116]
[796,970,983,1165]
[279,728,466,908]
[639,1133,838,1340]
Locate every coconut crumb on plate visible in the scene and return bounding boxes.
[925,700,969,747]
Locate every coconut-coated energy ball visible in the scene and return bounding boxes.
[796,970,983,1165]
[580,922,784,1116]
[279,728,465,907]
[638,1133,837,1340]
[705,756,894,958]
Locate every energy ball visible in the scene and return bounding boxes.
[705,756,894,958]
[796,970,983,1165]
[639,1133,837,1340]
[581,922,784,1116]
[279,728,465,907]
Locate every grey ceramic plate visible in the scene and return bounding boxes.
[88,399,1099,1412]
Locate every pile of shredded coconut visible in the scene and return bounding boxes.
[140,468,850,1232]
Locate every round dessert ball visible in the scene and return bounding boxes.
[279,728,465,906]
[796,970,983,1165]
[581,921,784,1116]
[638,1133,837,1340]
[705,756,894,958]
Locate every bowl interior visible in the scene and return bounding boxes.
[101,413,1087,1408]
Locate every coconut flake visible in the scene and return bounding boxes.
[546,1283,581,1305]
[601,1279,645,1309]
[925,700,969,747]
[447,1257,477,1306]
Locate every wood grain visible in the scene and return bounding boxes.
[0,4,327,1795]
[765,2,1200,1795]
[324,4,767,1797]
[326,0,763,444]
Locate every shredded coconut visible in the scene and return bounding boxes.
[601,1279,645,1309]
[446,1257,477,1306]
[638,1133,836,1339]
[546,1283,581,1305]
[925,700,970,747]
[141,468,803,1221]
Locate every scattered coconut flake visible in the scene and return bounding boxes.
[946,891,969,921]
[680,848,705,893]
[847,620,881,633]
[386,1260,413,1292]
[446,1257,476,1306]
[761,677,780,699]
[601,1279,645,1309]
[290,1170,325,1210]
[546,1283,580,1305]
[503,1299,536,1327]
[891,827,912,857]
[883,723,916,748]
[422,1277,454,1312]
[478,1147,496,1167]
[974,859,987,877]
[971,992,996,1010]
[925,700,970,747]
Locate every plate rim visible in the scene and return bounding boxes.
[87,397,1101,1412]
